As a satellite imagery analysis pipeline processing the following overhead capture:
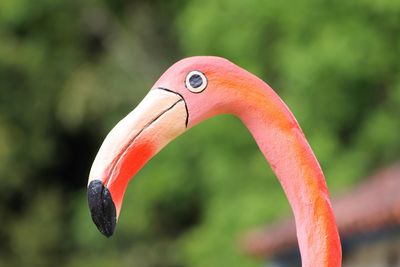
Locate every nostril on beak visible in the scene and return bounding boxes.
[87,180,117,237]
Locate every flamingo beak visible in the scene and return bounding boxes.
[87,88,188,237]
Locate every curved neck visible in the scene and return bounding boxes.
[232,79,341,266]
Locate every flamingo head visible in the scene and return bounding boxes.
[87,56,250,236]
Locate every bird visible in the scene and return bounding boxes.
[87,56,342,267]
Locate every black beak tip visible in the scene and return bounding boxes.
[87,180,117,237]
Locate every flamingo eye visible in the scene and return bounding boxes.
[185,71,207,93]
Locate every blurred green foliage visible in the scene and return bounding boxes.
[0,0,399,266]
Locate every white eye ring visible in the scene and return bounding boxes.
[185,70,207,93]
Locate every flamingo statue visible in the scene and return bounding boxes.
[87,56,342,267]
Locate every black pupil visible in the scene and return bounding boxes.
[189,74,203,88]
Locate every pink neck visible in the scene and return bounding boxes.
[233,80,341,266]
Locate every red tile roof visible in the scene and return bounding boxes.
[243,164,400,258]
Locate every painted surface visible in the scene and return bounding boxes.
[88,89,187,215]
[88,56,342,267]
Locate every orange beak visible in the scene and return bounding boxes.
[87,88,188,236]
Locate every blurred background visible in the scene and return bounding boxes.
[0,0,400,266]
